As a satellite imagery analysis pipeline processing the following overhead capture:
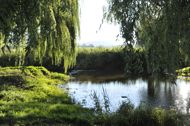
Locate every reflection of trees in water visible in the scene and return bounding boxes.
[151,78,190,113]
[146,77,176,107]
[148,78,154,97]
[186,98,190,114]
[72,73,190,112]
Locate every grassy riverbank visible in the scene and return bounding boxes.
[93,103,184,126]
[0,66,93,125]
[176,67,190,81]
[0,66,187,125]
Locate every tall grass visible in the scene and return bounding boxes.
[76,47,148,76]
[76,47,125,72]
[91,91,185,126]
[0,46,187,76]
[0,53,19,67]
[0,50,65,72]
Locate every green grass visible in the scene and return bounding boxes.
[0,66,186,125]
[91,94,184,126]
[0,62,187,125]
[176,67,190,76]
[76,47,148,75]
[0,66,94,125]
[77,47,123,54]
[76,47,125,71]
[176,67,190,80]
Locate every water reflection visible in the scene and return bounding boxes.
[148,78,154,97]
[62,72,190,113]
[186,98,190,113]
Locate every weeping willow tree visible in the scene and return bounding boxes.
[105,0,190,74]
[0,0,80,72]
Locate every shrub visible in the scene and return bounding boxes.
[76,47,125,72]
[123,47,147,76]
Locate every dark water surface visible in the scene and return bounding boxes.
[61,72,190,112]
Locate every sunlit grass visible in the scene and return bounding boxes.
[77,47,123,53]
[0,66,94,125]
[0,66,188,125]
[176,67,190,80]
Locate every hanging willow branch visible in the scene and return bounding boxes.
[0,0,80,72]
[105,0,190,74]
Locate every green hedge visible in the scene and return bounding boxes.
[76,47,125,72]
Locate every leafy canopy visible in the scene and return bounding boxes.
[105,0,190,74]
[0,0,80,72]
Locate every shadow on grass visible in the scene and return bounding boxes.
[0,67,94,126]
[0,102,94,126]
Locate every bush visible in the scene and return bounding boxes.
[76,47,125,72]
[95,101,183,126]
[91,91,183,126]
[123,47,147,76]
[176,67,190,78]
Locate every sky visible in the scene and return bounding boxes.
[78,0,124,47]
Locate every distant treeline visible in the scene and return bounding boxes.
[0,52,65,72]
[76,47,125,72]
[0,47,188,75]
[76,47,189,75]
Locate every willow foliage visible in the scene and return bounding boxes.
[0,0,80,72]
[105,0,190,74]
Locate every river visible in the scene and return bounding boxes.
[61,71,190,113]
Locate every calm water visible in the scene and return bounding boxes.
[61,72,190,113]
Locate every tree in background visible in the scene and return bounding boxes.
[105,0,190,75]
[0,0,80,72]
